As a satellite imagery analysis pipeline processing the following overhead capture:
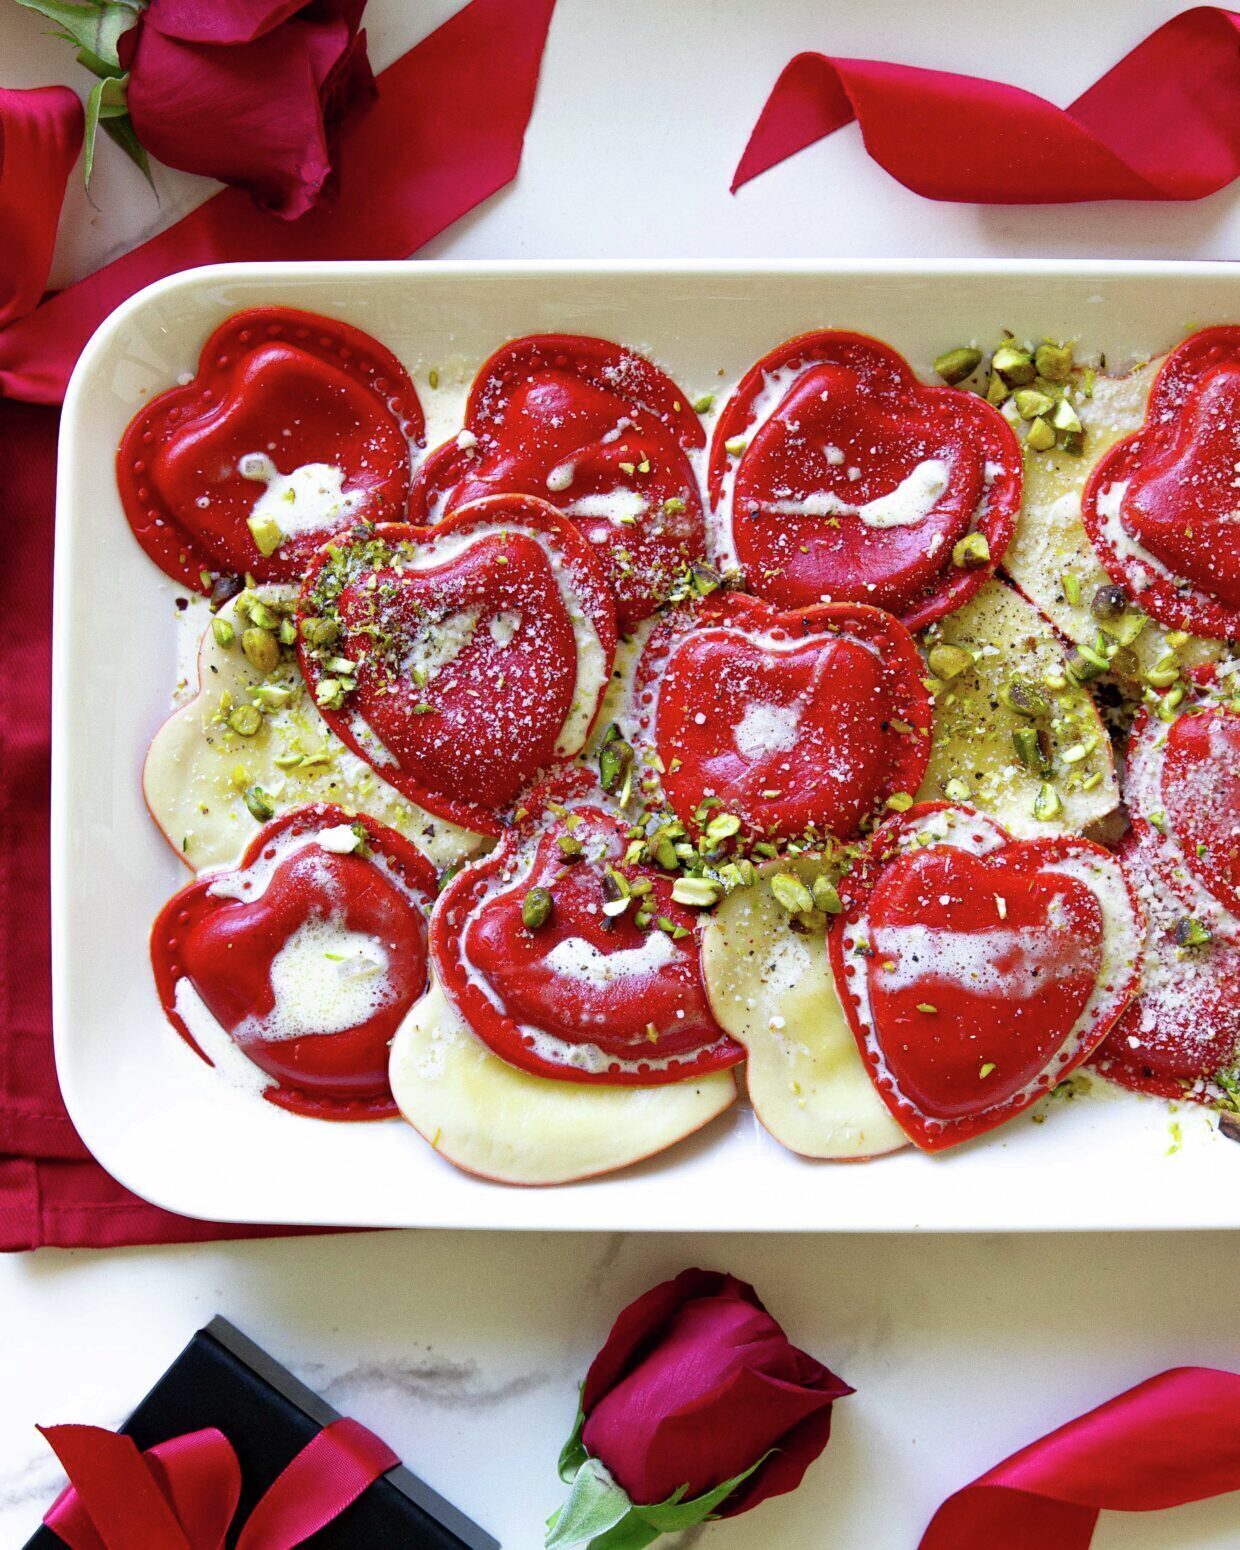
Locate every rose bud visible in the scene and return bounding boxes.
[548,1269,852,1547]
[118,0,377,219]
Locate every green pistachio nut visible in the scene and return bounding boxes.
[933,347,982,386]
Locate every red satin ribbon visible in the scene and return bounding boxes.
[40,1416,398,1550]
[919,1367,1240,1549]
[733,6,1240,204]
[0,0,557,404]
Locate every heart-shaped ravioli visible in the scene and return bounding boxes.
[1092,825,1240,1104]
[635,592,931,842]
[1082,326,1240,638]
[711,331,1021,629]
[829,803,1141,1150]
[431,794,743,1084]
[151,804,436,1119]
[118,307,422,592]
[1126,703,1240,927]
[297,496,618,835]
[408,334,707,629]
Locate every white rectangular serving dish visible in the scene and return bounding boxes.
[53,259,1240,1231]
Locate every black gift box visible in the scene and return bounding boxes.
[29,1317,499,1550]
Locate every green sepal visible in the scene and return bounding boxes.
[546,1460,636,1550]
[100,111,153,185]
[13,0,141,73]
[546,1452,772,1550]
[557,1387,588,1483]
[83,71,128,189]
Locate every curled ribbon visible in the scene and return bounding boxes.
[733,6,1240,204]
[40,1416,399,1550]
[919,1366,1240,1549]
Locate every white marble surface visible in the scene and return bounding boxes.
[4,0,1240,1545]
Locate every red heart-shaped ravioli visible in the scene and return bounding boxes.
[635,592,931,842]
[829,803,1142,1150]
[1125,703,1240,929]
[432,793,742,1084]
[151,805,436,1119]
[118,307,422,592]
[1092,825,1240,1103]
[408,335,706,630]
[1082,326,1240,638]
[297,496,617,836]
[711,332,1021,630]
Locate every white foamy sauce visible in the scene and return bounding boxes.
[544,931,678,987]
[734,701,802,760]
[403,607,481,683]
[564,489,648,525]
[239,455,364,540]
[769,458,949,530]
[872,924,1093,999]
[174,979,275,1097]
[245,915,395,1041]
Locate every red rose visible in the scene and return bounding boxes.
[118,0,376,219]
[579,1269,852,1517]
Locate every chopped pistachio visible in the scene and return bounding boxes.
[1025,416,1056,452]
[770,872,815,914]
[244,785,274,822]
[1146,653,1180,689]
[278,618,298,646]
[886,792,915,812]
[951,533,990,570]
[228,704,262,737]
[1034,342,1073,382]
[599,728,634,793]
[927,643,974,680]
[1090,583,1128,621]
[671,876,721,908]
[979,1060,997,1079]
[211,618,235,648]
[1066,643,1108,682]
[1106,612,1147,648]
[557,834,584,861]
[315,677,345,710]
[724,436,748,457]
[1012,726,1049,773]
[663,496,687,513]
[692,392,716,414]
[1000,674,1048,718]
[933,346,982,385]
[254,684,292,711]
[705,812,742,845]
[943,777,971,802]
[247,600,282,631]
[300,616,339,649]
[812,876,843,914]
[1033,782,1063,822]
[1062,573,1083,607]
[1050,398,1082,435]
[991,343,1036,385]
[521,887,553,929]
[247,513,284,558]
[1165,630,1190,649]
[1174,917,1211,949]
[241,628,280,674]
[916,1003,937,1015]
[1014,388,1054,420]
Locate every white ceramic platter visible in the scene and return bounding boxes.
[53,259,1240,1230]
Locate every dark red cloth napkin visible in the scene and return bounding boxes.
[0,0,556,1251]
[919,1367,1240,1548]
[734,6,1240,203]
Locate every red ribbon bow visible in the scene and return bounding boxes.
[40,1416,399,1550]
